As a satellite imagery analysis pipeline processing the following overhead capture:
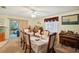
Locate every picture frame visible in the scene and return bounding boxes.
[62,14,79,25]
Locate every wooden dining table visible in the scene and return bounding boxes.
[24,30,49,53]
[30,35,49,53]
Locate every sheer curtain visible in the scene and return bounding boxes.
[44,20,59,34]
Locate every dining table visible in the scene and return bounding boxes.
[30,35,49,53]
[24,29,49,53]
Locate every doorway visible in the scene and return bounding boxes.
[9,20,19,39]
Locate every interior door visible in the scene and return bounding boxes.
[19,20,28,30]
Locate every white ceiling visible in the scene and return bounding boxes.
[0,6,79,18]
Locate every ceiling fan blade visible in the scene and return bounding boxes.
[23,6,35,11]
[0,6,6,9]
[23,6,50,13]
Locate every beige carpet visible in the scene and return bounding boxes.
[54,44,79,53]
[0,39,24,53]
[0,40,8,48]
[0,38,79,53]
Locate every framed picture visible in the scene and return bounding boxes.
[62,14,79,25]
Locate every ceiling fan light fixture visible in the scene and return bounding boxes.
[31,14,36,18]
[34,11,40,15]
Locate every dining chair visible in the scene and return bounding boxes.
[47,33,57,53]
[23,33,32,53]
[20,30,23,47]
[20,29,25,49]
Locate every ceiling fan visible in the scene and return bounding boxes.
[24,6,41,18]
[23,6,49,18]
[24,6,49,13]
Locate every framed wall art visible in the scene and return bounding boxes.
[62,14,79,25]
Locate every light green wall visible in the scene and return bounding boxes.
[0,18,4,24]
[30,9,79,33]
[0,16,27,39]
[28,18,44,28]
[4,18,10,39]
[59,10,79,33]
[0,17,10,39]
[0,9,79,40]
[52,10,79,33]
[0,18,5,32]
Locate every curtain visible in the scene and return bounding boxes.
[44,18,59,33]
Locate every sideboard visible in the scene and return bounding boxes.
[59,31,79,51]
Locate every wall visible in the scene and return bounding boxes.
[19,20,28,30]
[28,10,79,45]
[36,9,79,33]
[0,15,27,40]
[1,9,79,39]
[21,9,79,34]
[28,18,44,28]
[59,10,79,33]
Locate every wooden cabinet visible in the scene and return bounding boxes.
[0,26,5,42]
[59,35,79,49]
[0,32,5,42]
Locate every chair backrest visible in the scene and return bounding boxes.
[24,32,31,49]
[20,29,25,38]
[20,30,24,41]
[47,33,57,53]
[43,30,49,36]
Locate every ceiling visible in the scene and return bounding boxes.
[0,6,79,18]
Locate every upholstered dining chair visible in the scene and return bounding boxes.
[23,33,32,53]
[47,33,57,53]
[20,30,24,48]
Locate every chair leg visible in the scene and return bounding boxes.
[75,48,77,52]
[20,38,24,48]
[20,38,22,47]
[24,45,27,53]
[20,41,22,47]
[51,48,56,53]
[29,48,31,53]
[23,42,25,50]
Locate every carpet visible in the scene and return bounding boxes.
[0,39,24,53]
